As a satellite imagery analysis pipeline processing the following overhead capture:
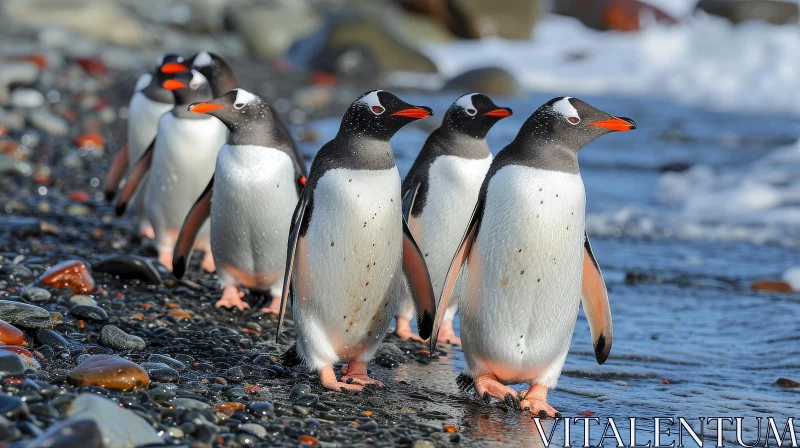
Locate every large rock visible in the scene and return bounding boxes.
[0,301,52,329]
[3,0,150,47]
[229,4,321,59]
[286,8,438,77]
[25,419,103,448]
[399,0,542,39]
[695,0,799,25]
[67,354,150,391]
[442,67,524,97]
[552,0,677,31]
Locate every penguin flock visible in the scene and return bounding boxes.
[104,53,636,415]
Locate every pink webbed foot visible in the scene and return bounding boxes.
[216,286,250,311]
[200,250,215,273]
[260,295,281,315]
[139,222,155,239]
[437,320,461,346]
[158,250,173,272]
[520,384,560,418]
[341,360,383,387]
[320,365,363,392]
[394,317,424,342]
[474,373,519,407]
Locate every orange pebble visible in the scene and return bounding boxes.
[74,132,104,149]
[168,310,192,319]
[0,322,27,346]
[68,191,90,202]
[298,435,318,446]
[212,402,246,417]
[361,411,373,417]
[166,303,180,309]
[443,424,457,433]
[39,260,95,295]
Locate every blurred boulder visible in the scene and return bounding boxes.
[552,0,677,31]
[286,8,438,77]
[3,0,150,47]
[398,0,542,39]
[442,67,523,97]
[229,4,321,59]
[695,0,799,25]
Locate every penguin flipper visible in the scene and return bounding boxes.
[401,181,421,222]
[581,232,613,365]
[401,217,436,340]
[172,176,214,279]
[276,186,310,343]
[430,196,484,352]
[103,143,129,202]
[114,140,155,216]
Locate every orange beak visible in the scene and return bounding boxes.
[162,79,185,91]
[483,108,512,118]
[589,117,637,131]
[391,107,432,119]
[188,102,226,114]
[161,62,189,74]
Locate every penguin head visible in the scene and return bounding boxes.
[525,97,636,150]
[162,69,214,105]
[189,51,238,96]
[443,93,513,139]
[188,88,272,131]
[155,54,189,83]
[338,90,433,140]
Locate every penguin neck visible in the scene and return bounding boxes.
[141,81,173,104]
[507,134,580,174]
[329,133,396,171]
[227,115,288,149]
[427,127,491,160]
[210,68,238,97]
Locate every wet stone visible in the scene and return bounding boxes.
[69,295,97,306]
[139,362,179,383]
[0,300,52,328]
[0,350,26,377]
[240,423,267,439]
[777,378,800,388]
[147,354,186,372]
[65,393,162,448]
[27,419,103,448]
[22,286,51,303]
[0,394,28,419]
[247,401,274,418]
[35,329,71,349]
[172,397,212,410]
[0,320,27,346]
[94,254,162,285]
[293,393,319,407]
[70,305,108,321]
[374,342,405,368]
[100,325,145,350]
[38,260,95,295]
[67,354,150,391]
[0,263,33,280]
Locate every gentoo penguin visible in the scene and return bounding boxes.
[171,88,307,312]
[276,90,438,391]
[115,70,227,271]
[104,54,189,237]
[435,97,635,415]
[396,93,511,345]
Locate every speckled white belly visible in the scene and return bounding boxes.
[210,145,298,292]
[145,113,227,248]
[293,167,403,369]
[461,165,586,387]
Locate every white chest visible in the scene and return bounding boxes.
[127,92,171,163]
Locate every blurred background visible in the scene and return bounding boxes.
[1,0,799,444]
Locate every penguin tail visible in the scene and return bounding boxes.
[456,373,475,392]
[279,343,304,367]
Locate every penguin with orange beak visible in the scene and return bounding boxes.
[104,54,190,238]
[115,70,226,272]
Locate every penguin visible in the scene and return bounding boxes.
[396,93,512,346]
[104,54,189,237]
[434,97,636,415]
[115,70,227,272]
[276,90,438,392]
[171,88,307,312]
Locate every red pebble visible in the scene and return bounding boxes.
[39,260,95,295]
[0,323,26,346]
[74,132,104,149]
[310,71,336,86]
[0,346,33,359]
[75,57,109,76]
[662,380,670,385]
[582,411,594,417]
[69,191,90,202]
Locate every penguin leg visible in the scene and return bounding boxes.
[158,249,173,271]
[394,317,424,342]
[193,234,215,272]
[261,295,281,315]
[138,219,155,239]
[319,365,363,392]
[474,373,518,404]
[216,285,250,311]
[520,384,560,418]
[437,305,461,345]
[341,360,383,387]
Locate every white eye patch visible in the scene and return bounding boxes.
[455,93,478,116]
[233,88,257,109]
[189,70,206,89]
[358,90,385,115]
[135,73,152,92]
[552,97,580,124]
[193,51,212,68]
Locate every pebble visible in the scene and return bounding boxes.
[138,362,178,383]
[70,305,108,321]
[65,393,162,448]
[777,378,800,388]
[172,397,212,410]
[750,279,793,293]
[9,88,45,108]
[34,329,71,349]
[413,440,436,448]
[67,354,150,391]
[28,109,68,136]
[94,254,162,284]
[0,320,27,346]
[21,286,51,303]
[167,426,184,439]
[100,325,145,350]
[374,342,405,368]
[69,295,97,306]
[39,260,95,295]
[0,350,26,377]
[66,204,91,216]
[0,394,28,419]
[26,419,103,448]
[0,263,33,280]
[247,401,274,418]
[1,346,39,371]
[240,423,267,439]
[147,354,186,372]
[0,300,52,328]
[213,401,247,417]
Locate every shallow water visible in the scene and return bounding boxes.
[303,92,800,446]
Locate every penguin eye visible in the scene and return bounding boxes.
[234,103,245,110]
[466,108,477,116]
[567,116,580,125]
[371,106,385,115]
